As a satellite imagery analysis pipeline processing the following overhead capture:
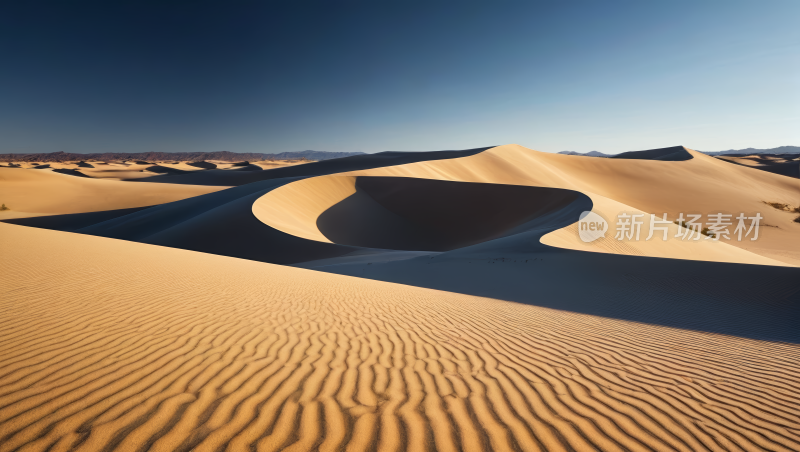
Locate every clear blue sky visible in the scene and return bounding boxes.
[1,1,798,155]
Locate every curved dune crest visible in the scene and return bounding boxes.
[540,193,786,266]
[255,144,797,266]
[253,175,587,252]
[318,177,583,251]
[252,175,358,243]
[3,222,800,452]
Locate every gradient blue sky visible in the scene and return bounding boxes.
[1,1,798,155]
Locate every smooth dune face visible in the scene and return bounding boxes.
[540,193,786,266]
[0,167,225,217]
[3,222,800,452]
[255,144,799,265]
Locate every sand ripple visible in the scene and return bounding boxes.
[2,223,800,451]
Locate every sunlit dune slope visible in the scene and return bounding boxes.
[3,222,800,452]
[0,167,225,217]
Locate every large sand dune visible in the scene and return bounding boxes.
[14,144,798,265]
[253,144,798,265]
[3,222,800,452]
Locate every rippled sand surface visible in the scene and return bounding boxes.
[2,223,800,452]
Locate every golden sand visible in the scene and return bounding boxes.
[2,223,800,451]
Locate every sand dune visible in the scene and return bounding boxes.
[3,148,496,264]
[132,147,492,186]
[717,154,800,179]
[609,146,693,161]
[0,159,308,183]
[254,175,588,251]
[0,167,225,218]
[255,144,798,265]
[186,161,217,170]
[3,222,800,452]
[7,144,794,267]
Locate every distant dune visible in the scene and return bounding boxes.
[703,145,800,156]
[558,146,692,160]
[269,150,368,160]
[0,167,223,216]
[715,153,800,179]
[0,150,365,163]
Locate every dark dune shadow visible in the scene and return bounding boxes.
[317,239,800,344]
[718,156,800,179]
[76,161,95,168]
[3,206,152,231]
[52,168,90,178]
[231,164,263,171]
[141,185,358,265]
[144,165,188,174]
[5,178,364,265]
[611,146,693,161]
[318,177,582,251]
[186,161,217,169]
[305,179,800,344]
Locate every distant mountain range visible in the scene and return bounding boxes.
[559,146,800,157]
[558,151,611,157]
[266,150,366,161]
[700,146,800,156]
[0,150,366,163]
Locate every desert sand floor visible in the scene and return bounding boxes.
[3,222,800,452]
